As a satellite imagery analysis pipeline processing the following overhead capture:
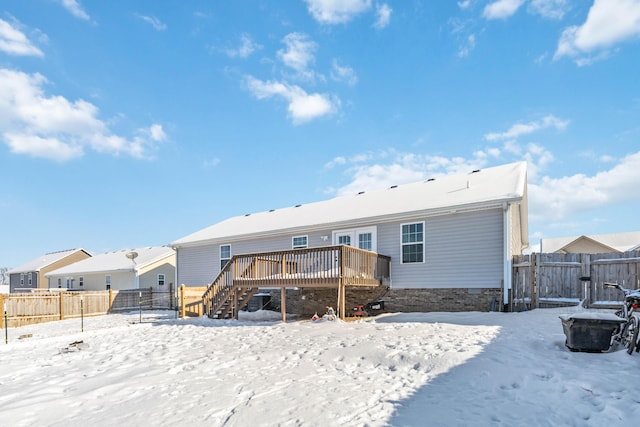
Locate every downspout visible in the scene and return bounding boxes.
[503,202,512,307]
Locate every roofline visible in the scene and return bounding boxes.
[171,196,524,249]
[8,248,92,274]
[45,268,135,277]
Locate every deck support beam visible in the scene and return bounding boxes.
[281,287,287,323]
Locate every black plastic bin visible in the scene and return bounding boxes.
[560,313,626,352]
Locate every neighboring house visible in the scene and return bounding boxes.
[46,246,176,291]
[7,249,92,292]
[171,162,529,313]
[541,231,640,254]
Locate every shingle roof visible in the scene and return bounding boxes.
[172,161,527,247]
[8,248,90,274]
[45,246,175,276]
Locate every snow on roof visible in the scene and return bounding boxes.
[7,248,90,274]
[45,246,175,276]
[542,231,640,253]
[172,161,527,247]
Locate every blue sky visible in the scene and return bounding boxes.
[1,0,639,268]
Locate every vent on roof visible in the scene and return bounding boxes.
[471,169,480,173]
[244,213,251,216]
[295,204,302,207]
[426,178,435,182]
[269,209,275,212]
[357,191,365,195]
[389,185,398,189]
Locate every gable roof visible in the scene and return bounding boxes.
[8,248,91,274]
[172,161,527,248]
[45,246,175,276]
[542,231,640,253]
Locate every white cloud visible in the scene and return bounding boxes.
[484,115,569,141]
[529,151,640,221]
[458,34,476,58]
[277,33,317,76]
[244,75,338,124]
[0,68,165,161]
[458,1,473,10]
[554,0,640,64]
[60,0,90,21]
[137,15,167,31]
[373,3,392,29]
[330,59,358,86]
[528,0,570,20]
[324,156,347,169]
[0,18,44,57]
[225,34,262,59]
[305,0,372,24]
[483,0,526,20]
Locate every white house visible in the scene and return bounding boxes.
[46,246,176,291]
[7,248,92,292]
[541,231,640,254]
[171,162,529,313]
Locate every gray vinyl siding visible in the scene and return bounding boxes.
[379,208,504,289]
[178,208,504,289]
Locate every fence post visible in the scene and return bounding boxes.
[0,294,4,329]
[58,292,64,320]
[108,289,114,313]
[149,287,153,310]
[180,284,185,318]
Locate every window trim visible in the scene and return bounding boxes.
[79,276,84,287]
[28,272,32,285]
[400,221,425,264]
[292,235,308,249]
[158,274,165,286]
[220,244,231,270]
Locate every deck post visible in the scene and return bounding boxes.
[339,282,346,320]
[281,286,287,323]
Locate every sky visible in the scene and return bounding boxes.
[2,308,640,425]
[1,0,640,268]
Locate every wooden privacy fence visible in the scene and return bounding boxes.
[512,251,640,310]
[1,287,175,328]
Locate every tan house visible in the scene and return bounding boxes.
[8,248,92,292]
[45,246,176,291]
[541,231,640,254]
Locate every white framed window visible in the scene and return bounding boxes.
[158,274,165,286]
[28,272,32,285]
[79,276,84,287]
[220,245,231,270]
[57,278,62,288]
[66,277,73,289]
[105,274,112,290]
[401,222,425,263]
[292,235,308,249]
[20,274,24,286]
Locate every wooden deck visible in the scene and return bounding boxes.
[202,245,391,321]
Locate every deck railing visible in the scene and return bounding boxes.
[202,245,391,318]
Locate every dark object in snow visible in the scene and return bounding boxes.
[560,314,626,352]
[59,340,89,353]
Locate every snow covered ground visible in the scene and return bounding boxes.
[1,307,639,426]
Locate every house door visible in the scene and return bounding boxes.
[333,227,377,252]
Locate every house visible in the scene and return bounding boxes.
[541,231,640,254]
[45,246,176,291]
[7,248,92,292]
[171,162,529,315]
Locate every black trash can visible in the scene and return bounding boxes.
[559,313,626,352]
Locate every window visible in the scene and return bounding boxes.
[358,233,373,251]
[57,278,62,288]
[292,235,308,249]
[20,274,24,286]
[66,278,73,289]
[158,274,165,286]
[401,222,424,263]
[105,274,112,290]
[28,272,32,286]
[79,276,84,287]
[220,245,231,270]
